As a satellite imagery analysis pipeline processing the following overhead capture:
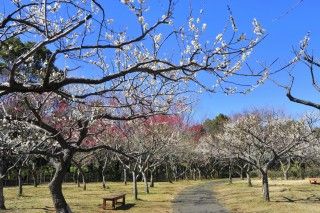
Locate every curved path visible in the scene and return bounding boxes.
[172,181,229,213]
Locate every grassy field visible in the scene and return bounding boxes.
[5,179,320,213]
[213,179,320,213]
[3,180,200,213]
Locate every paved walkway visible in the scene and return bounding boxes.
[172,181,229,213]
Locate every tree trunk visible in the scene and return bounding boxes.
[210,168,216,179]
[280,158,291,180]
[48,150,73,213]
[261,170,270,202]
[142,172,149,193]
[32,163,38,187]
[284,171,288,180]
[132,171,138,200]
[76,171,80,187]
[240,167,244,180]
[197,168,201,180]
[102,175,107,189]
[123,169,127,185]
[184,167,188,180]
[173,166,177,182]
[102,158,108,189]
[228,161,233,184]
[165,164,172,183]
[0,177,4,210]
[39,170,42,185]
[73,169,77,184]
[300,162,306,180]
[50,169,54,180]
[0,158,5,210]
[150,170,154,187]
[246,165,252,187]
[17,168,23,196]
[82,176,86,191]
[26,172,29,185]
[73,162,86,191]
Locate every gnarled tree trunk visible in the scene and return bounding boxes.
[76,169,80,188]
[261,169,270,201]
[239,165,244,180]
[172,165,177,182]
[280,158,291,180]
[72,169,77,184]
[123,169,127,185]
[228,160,233,184]
[300,162,306,180]
[197,168,202,180]
[17,168,23,196]
[0,177,4,210]
[39,170,42,185]
[192,168,196,180]
[132,171,138,200]
[0,157,5,210]
[31,162,38,187]
[165,164,172,183]
[142,172,149,193]
[149,170,154,187]
[73,161,86,191]
[102,158,108,189]
[49,150,73,213]
[246,165,252,187]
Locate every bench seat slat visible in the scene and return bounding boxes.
[103,194,126,200]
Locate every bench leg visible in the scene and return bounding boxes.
[112,200,116,209]
[102,199,106,210]
[123,196,125,205]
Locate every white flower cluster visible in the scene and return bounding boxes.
[252,18,265,36]
[153,33,162,43]
[121,0,134,4]
[47,2,61,13]
[291,33,310,63]
[12,0,20,5]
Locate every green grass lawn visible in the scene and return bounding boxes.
[213,179,320,213]
[3,180,200,213]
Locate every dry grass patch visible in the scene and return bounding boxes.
[213,179,320,213]
[4,180,201,213]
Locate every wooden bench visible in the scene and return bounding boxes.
[102,193,126,210]
[309,178,320,184]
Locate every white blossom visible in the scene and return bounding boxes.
[154,33,162,43]
[252,18,265,36]
[188,17,196,31]
[138,16,145,24]
[202,23,207,31]
[215,33,223,42]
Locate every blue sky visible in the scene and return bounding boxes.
[98,0,320,121]
[85,0,320,121]
[177,0,320,121]
[102,0,320,121]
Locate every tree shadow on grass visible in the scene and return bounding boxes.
[5,206,55,212]
[98,203,136,211]
[272,194,320,203]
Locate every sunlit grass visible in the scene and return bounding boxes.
[5,178,320,212]
[213,179,320,213]
[4,180,201,213]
